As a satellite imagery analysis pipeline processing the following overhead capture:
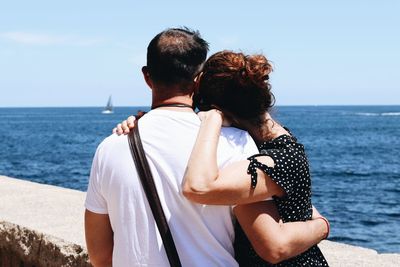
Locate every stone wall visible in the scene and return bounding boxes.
[0,175,399,267]
[0,176,90,267]
[0,221,90,267]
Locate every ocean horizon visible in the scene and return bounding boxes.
[1,104,400,108]
[0,105,399,253]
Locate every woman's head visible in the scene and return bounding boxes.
[196,51,274,125]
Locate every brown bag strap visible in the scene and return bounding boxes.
[127,125,182,267]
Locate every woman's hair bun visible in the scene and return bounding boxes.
[197,50,275,124]
[242,54,273,88]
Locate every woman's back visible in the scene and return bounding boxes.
[235,130,329,266]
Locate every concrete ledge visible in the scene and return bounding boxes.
[0,175,90,266]
[319,240,400,267]
[0,175,399,267]
[0,176,86,247]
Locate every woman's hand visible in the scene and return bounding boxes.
[235,202,330,264]
[312,205,322,219]
[312,205,330,239]
[197,109,231,126]
[112,116,136,135]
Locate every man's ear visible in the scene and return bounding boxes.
[193,71,203,84]
[142,66,154,90]
[193,72,203,95]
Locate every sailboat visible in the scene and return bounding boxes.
[102,95,113,114]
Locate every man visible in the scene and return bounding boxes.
[85,28,328,266]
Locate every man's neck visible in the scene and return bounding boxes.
[151,95,194,113]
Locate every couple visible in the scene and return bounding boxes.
[85,27,329,267]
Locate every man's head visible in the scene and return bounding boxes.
[143,27,209,95]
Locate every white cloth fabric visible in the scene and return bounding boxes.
[85,109,258,267]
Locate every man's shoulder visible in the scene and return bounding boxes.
[219,126,258,153]
[220,126,252,143]
[217,127,258,166]
[96,133,128,155]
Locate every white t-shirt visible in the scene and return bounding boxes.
[85,109,258,267]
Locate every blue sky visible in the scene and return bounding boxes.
[1,1,399,107]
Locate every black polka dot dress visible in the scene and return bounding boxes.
[234,129,329,267]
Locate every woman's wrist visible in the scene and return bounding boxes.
[201,110,223,127]
[315,216,330,240]
[197,110,223,143]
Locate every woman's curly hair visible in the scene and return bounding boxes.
[195,50,275,125]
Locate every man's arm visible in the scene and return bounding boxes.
[234,202,328,264]
[85,210,114,267]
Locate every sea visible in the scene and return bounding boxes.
[0,106,399,253]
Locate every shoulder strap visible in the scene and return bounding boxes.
[128,125,182,267]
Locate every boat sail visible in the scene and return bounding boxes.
[102,95,113,114]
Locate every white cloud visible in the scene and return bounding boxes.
[0,32,102,46]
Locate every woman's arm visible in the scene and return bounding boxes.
[234,202,328,264]
[182,110,284,205]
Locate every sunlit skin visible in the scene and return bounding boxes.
[113,110,329,263]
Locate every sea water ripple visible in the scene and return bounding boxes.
[0,106,399,253]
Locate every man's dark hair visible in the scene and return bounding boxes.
[146,27,209,89]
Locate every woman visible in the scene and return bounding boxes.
[183,51,329,266]
[115,51,329,266]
